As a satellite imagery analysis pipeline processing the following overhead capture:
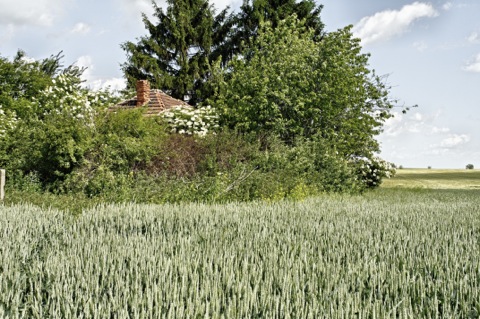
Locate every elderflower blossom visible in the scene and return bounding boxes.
[351,156,396,188]
[162,105,219,137]
[0,105,18,139]
[33,74,116,127]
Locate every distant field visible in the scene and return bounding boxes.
[382,168,480,189]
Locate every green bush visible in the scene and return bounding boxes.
[3,110,93,186]
[58,128,364,204]
[62,108,167,196]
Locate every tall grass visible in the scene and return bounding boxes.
[1,189,479,318]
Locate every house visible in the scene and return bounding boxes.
[109,80,190,116]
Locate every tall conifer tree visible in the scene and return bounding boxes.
[121,0,230,104]
[227,0,324,57]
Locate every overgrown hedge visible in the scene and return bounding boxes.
[2,107,388,207]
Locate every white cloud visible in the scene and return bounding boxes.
[383,111,428,136]
[116,0,237,21]
[0,0,68,27]
[71,22,91,35]
[86,78,127,92]
[75,55,126,92]
[382,112,404,136]
[464,54,480,72]
[440,134,470,148]
[413,112,423,121]
[413,41,428,52]
[116,0,159,20]
[382,111,454,137]
[76,55,94,71]
[431,126,450,134]
[467,31,480,44]
[211,0,241,10]
[0,24,15,42]
[442,2,453,11]
[75,55,95,83]
[353,2,438,45]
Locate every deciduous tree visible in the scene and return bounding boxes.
[212,16,395,159]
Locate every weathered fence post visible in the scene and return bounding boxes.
[0,169,5,201]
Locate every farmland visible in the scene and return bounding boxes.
[382,168,480,190]
[1,185,479,318]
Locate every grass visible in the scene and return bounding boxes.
[381,168,480,190]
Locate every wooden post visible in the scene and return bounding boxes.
[0,169,5,201]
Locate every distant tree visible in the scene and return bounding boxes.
[121,0,232,104]
[466,164,474,169]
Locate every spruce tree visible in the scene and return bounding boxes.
[229,0,325,56]
[121,0,231,104]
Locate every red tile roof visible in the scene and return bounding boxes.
[110,89,190,116]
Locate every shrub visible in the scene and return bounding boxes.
[352,156,396,188]
[161,105,219,137]
[3,110,94,186]
[466,164,474,170]
[0,72,119,188]
[62,108,167,196]
[0,105,17,139]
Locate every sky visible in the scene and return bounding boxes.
[1,0,479,168]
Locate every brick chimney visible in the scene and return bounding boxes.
[136,80,150,107]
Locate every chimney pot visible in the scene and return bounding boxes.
[136,80,150,107]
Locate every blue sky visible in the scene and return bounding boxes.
[1,0,479,168]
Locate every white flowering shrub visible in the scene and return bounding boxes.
[162,105,219,137]
[0,105,18,139]
[1,74,120,183]
[33,74,115,126]
[353,156,396,188]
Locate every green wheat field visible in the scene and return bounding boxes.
[1,170,479,318]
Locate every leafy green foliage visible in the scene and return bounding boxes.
[63,109,167,197]
[229,0,324,56]
[121,0,231,104]
[2,8,400,201]
[352,156,397,188]
[0,51,86,119]
[213,17,394,159]
[7,112,93,185]
[0,51,52,115]
[0,105,17,140]
[0,52,119,187]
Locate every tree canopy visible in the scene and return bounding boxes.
[121,0,325,104]
[121,0,231,104]
[0,51,116,184]
[229,0,324,56]
[212,17,394,159]
[1,3,401,199]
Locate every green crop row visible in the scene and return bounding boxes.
[1,189,479,318]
